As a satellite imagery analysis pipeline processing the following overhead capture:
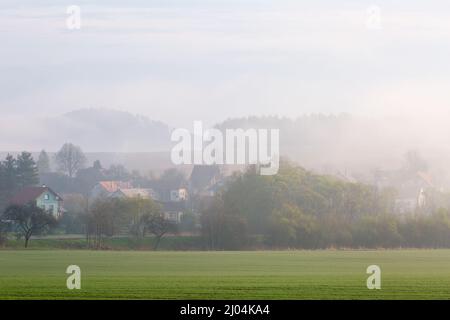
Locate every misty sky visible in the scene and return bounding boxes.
[1,0,450,135]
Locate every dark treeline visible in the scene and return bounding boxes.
[0,145,157,208]
[82,197,179,250]
[201,160,450,250]
[0,152,39,210]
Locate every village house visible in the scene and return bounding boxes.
[90,181,133,199]
[373,169,435,215]
[110,188,160,201]
[394,171,434,214]
[10,185,63,218]
[92,180,185,223]
[189,165,222,197]
[170,188,188,202]
[158,201,185,223]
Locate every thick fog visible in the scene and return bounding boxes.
[1,0,450,186]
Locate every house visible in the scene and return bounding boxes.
[10,185,63,218]
[392,171,434,214]
[158,201,185,223]
[189,165,221,196]
[372,168,437,215]
[110,188,160,201]
[170,188,188,202]
[90,181,133,199]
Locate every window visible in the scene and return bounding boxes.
[44,194,49,200]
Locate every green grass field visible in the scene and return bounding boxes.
[1,249,450,299]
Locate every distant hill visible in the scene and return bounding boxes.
[45,109,172,152]
[3,111,450,186]
[0,109,172,153]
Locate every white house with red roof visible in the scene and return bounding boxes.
[10,185,63,218]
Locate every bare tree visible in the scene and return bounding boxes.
[55,143,86,178]
[85,199,129,249]
[3,203,57,248]
[145,213,177,250]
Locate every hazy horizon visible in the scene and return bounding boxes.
[2,1,450,136]
[2,0,450,182]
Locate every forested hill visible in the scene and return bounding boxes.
[0,109,172,153]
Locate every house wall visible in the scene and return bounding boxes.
[36,192,61,217]
[164,211,183,223]
[170,188,188,202]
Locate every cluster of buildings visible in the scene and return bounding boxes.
[90,180,187,223]
[9,160,439,227]
[333,168,438,215]
[8,165,225,224]
[373,170,436,215]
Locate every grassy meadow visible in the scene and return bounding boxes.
[1,249,450,299]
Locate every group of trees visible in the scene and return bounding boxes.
[0,196,177,249]
[39,145,178,198]
[0,152,39,210]
[5,142,450,251]
[36,143,87,178]
[0,143,87,205]
[0,143,185,249]
[201,160,450,250]
[0,143,88,209]
[0,151,55,248]
[81,197,176,249]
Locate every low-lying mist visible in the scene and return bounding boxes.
[2,108,450,188]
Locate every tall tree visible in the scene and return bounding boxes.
[16,152,39,188]
[37,150,51,174]
[93,160,102,171]
[55,143,87,178]
[1,154,17,195]
[76,161,106,196]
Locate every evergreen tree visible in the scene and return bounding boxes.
[93,160,102,170]
[2,154,17,193]
[0,154,17,209]
[16,152,39,188]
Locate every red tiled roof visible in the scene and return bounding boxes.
[99,181,132,193]
[10,186,62,205]
[417,171,434,188]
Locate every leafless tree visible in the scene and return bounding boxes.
[55,143,86,178]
